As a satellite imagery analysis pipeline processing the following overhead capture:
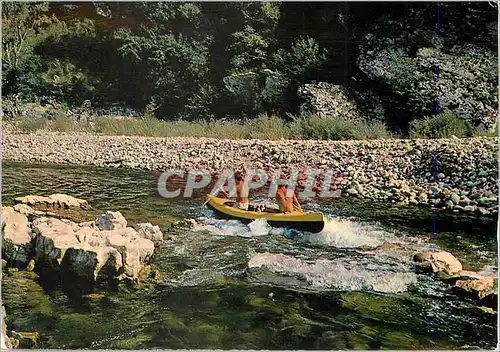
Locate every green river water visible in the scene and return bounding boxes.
[1,162,498,349]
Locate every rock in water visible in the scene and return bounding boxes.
[33,217,82,267]
[2,206,31,245]
[12,204,34,216]
[105,231,154,280]
[2,206,33,268]
[1,306,12,350]
[413,251,462,275]
[133,223,163,246]
[60,246,123,291]
[95,211,127,230]
[14,193,89,209]
[448,271,495,300]
[32,215,154,292]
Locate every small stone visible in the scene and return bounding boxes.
[444,200,454,209]
[347,188,358,195]
[459,198,471,206]
[477,208,491,216]
[418,192,428,202]
[449,193,460,204]
[463,205,476,213]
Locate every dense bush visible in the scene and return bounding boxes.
[290,115,392,140]
[409,112,472,138]
[2,2,497,131]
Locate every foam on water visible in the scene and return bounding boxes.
[197,211,398,250]
[300,217,397,249]
[248,252,418,293]
[196,216,281,237]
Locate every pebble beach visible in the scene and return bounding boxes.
[2,126,498,217]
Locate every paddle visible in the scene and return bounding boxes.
[202,185,228,207]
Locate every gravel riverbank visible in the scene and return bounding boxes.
[2,127,498,217]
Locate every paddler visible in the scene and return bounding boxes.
[276,184,302,213]
[214,169,250,210]
[233,171,249,210]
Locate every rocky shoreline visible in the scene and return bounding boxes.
[1,193,174,349]
[1,192,497,348]
[2,126,498,217]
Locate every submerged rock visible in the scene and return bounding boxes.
[479,291,498,311]
[174,218,198,229]
[2,270,52,347]
[14,193,89,210]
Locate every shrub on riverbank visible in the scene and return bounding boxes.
[11,114,393,140]
[289,115,393,140]
[409,112,473,139]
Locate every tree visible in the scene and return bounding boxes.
[2,2,55,92]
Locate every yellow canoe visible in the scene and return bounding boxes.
[205,195,326,233]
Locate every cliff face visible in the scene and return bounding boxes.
[220,3,498,130]
[349,2,498,131]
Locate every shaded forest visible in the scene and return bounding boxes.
[2,2,498,132]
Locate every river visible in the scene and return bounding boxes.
[2,162,497,349]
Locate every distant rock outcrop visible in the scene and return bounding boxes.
[358,45,498,130]
[297,82,361,120]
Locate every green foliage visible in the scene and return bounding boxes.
[49,114,75,132]
[16,118,48,133]
[472,124,498,138]
[139,101,160,121]
[247,114,291,140]
[2,2,54,74]
[113,3,214,118]
[229,3,280,72]
[11,114,394,141]
[290,115,392,140]
[21,59,99,104]
[409,112,472,138]
[273,37,326,87]
[1,2,497,128]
